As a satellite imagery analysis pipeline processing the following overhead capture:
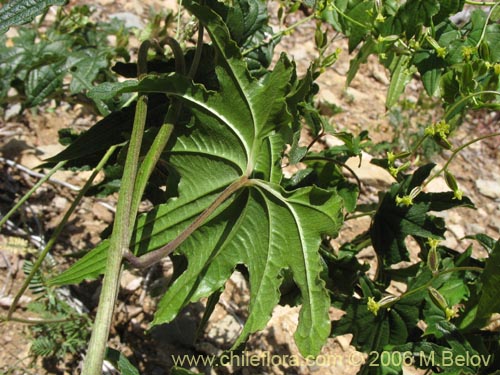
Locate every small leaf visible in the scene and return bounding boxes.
[386,55,412,108]
[474,240,500,327]
[346,37,376,86]
[66,49,108,94]
[0,0,67,35]
[25,64,64,107]
[465,233,496,254]
[288,131,307,164]
[332,295,421,352]
[105,348,140,375]
[371,164,474,265]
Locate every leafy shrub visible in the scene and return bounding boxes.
[1,0,499,374]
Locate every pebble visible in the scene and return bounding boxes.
[475,178,500,199]
[4,103,21,120]
[109,12,144,29]
[120,269,143,292]
[52,196,68,210]
[345,152,394,185]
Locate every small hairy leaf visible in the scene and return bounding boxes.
[0,0,67,34]
[386,55,413,108]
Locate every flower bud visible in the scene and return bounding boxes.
[427,247,440,274]
[428,287,448,312]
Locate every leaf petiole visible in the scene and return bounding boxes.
[124,175,249,268]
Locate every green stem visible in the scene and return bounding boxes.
[0,315,75,324]
[129,37,185,218]
[345,211,376,221]
[6,146,118,320]
[400,266,483,301]
[424,132,500,188]
[82,90,149,375]
[475,2,500,49]
[124,175,249,268]
[444,90,500,122]
[0,161,66,229]
[330,2,369,30]
[465,0,498,5]
[242,14,315,56]
[188,22,204,79]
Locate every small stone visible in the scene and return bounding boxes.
[424,176,449,193]
[448,224,465,240]
[466,223,486,234]
[120,270,143,292]
[345,152,393,185]
[476,178,500,199]
[109,12,144,29]
[92,202,113,222]
[52,196,68,210]
[4,103,21,120]
[207,314,241,345]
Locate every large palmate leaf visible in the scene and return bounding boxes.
[49,0,344,356]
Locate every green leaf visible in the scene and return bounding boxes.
[413,50,444,97]
[386,55,412,108]
[371,164,474,265]
[465,233,496,254]
[393,0,440,37]
[25,64,64,107]
[105,348,140,375]
[346,37,376,87]
[44,94,168,168]
[474,240,500,327]
[220,0,278,76]
[66,49,108,94]
[49,0,344,357]
[332,295,421,352]
[0,0,67,35]
[432,0,465,24]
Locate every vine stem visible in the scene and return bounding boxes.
[465,0,498,5]
[475,2,500,49]
[444,90,500,122]
[423,132,500,188]
[242,14,315,56]
[82,33,191,373]
[82,49,151,373]
[6,145,119,320]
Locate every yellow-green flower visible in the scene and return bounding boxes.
[462,46,476,61]
[436,47,447,59]
[367,297,380,316]
[396,195,413,207]
[427,238,440,251]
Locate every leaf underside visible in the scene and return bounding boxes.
[49,0,344,356]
